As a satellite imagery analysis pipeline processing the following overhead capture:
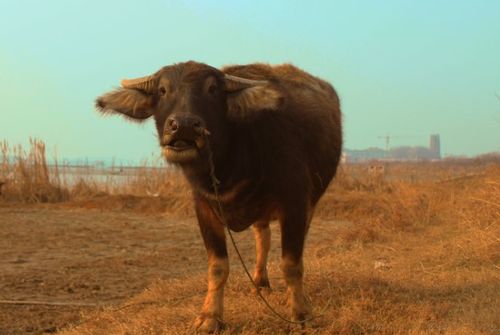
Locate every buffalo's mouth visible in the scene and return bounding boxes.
[162,136,205,163]
[166,139,197,151]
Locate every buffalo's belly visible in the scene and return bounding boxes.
[212,199,279,232]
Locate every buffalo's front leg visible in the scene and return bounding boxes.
[194,200,229,333]
[279,204,312,323]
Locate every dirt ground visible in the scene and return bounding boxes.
[0,204,208,334]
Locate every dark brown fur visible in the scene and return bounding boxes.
[96,61,342,331]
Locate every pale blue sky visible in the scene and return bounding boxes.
[1,0,499,162]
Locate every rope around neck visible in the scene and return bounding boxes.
[205,141,332,326]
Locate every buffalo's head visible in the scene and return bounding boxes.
[96,61,283,165]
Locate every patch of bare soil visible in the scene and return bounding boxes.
[0,204,205,334]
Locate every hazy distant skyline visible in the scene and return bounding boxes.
[1,0,499,162]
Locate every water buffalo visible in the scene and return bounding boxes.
[96,61,342,332]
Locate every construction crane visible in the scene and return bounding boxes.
[377,135,392,153]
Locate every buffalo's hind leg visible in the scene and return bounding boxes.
[194,200,229,334]
[252,220,271,292]
[279,204,312,323]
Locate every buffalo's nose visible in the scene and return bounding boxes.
[165,114,204,133]
[164,114,206,137]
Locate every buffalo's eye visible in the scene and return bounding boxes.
[159,86,167,96]
[204,77,219,96]
[208,83,217,95]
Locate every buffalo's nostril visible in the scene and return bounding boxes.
[193,121,202,132]
[167,118,178,132]
[192,121,209,137]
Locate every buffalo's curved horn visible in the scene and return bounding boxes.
[121,75,157,93]
[224,74,268,92]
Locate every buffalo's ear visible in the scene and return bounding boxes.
[224,75,284,120]
[95,88,156,121]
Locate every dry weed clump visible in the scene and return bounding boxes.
[451,166,500,269]
[0,139,68,202]
[319,161,497,237]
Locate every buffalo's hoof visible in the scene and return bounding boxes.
[290,310,313,335]
[252,285,272,295]
[291,300,312,324]
[194,314,223,334]
[251,276,271,295]
[292,310,312,323]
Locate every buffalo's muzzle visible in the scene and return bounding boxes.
[162,114,208,163]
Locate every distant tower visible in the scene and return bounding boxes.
[429,134,441,159]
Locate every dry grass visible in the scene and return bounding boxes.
[1,139,69,202]
[1,140,499,334]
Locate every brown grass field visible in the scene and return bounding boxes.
[0,140,499,334]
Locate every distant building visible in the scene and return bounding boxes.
[429,134,441,159]
[344,134,441,162]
